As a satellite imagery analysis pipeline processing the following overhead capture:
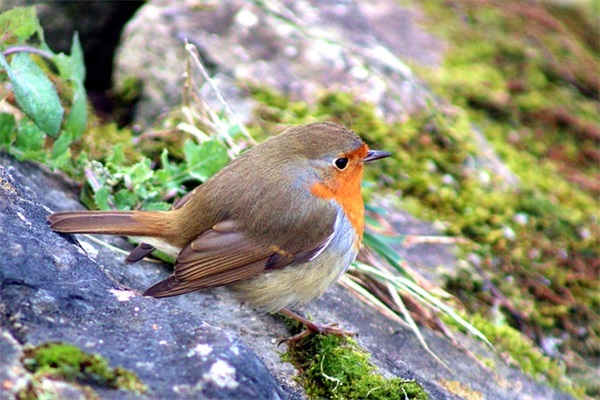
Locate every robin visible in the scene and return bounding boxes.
[48,122,390,338]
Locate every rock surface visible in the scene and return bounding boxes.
[114,0,439,126]
[0,153,574,399]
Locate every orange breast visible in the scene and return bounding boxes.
[310,147,367,244]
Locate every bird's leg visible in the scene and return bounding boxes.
[278,308,356,344]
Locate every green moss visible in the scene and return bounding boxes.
[283,334,428,400]
[413,1,598,396]
[446,312,585,398]
[19,342,147,397]
[420,1,599,181]
[79,120,139,164]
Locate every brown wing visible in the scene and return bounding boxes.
[142,219,334,298]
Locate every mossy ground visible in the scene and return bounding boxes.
[18,342,147,399]
[414,1,598,397]
[283,332,428,400]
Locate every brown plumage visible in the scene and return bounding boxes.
[48,122,390,313]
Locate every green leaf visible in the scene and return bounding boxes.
[48,148,72,171]
[362,230,409,277]
[114,189,138,210]
[0,6,40,42]
[65,78,87,138]
[15,119,45,152]
[106,144,126,165]
[155,149,186,189]
[143,202,171,211]
[227,124,242,138]
[52,33,85,82]
[69,32,85,83]
[12,120,45,161]
[52,54,73,80]
[51,34,87,138]
[51,129,73,160]
[2,52,64,137]
[63,33,87,137]
[127,159,154,182]
[0,113,16,148]
[183,139,230,181]
[94,186,111,211]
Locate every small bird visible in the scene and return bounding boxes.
[48,122,390,337]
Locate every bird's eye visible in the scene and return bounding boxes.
[333,157,349,170]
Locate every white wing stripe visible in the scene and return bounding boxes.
[308,204,343,261]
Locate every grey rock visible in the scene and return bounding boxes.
[0,331,28,399]
[113,0,438,126]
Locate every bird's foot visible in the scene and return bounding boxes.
[278,308,355,345]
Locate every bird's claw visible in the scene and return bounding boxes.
[277,308,356,345]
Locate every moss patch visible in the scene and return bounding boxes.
[283,334,428,400]
[448,312,583,398]
[413,1,598,396]
[418,0,599,190]
[19,342,146,398]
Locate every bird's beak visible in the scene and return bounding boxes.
[363,150,391,162]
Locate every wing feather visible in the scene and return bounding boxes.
[143,213,337,298]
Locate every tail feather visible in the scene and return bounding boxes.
[48,211,168,237]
